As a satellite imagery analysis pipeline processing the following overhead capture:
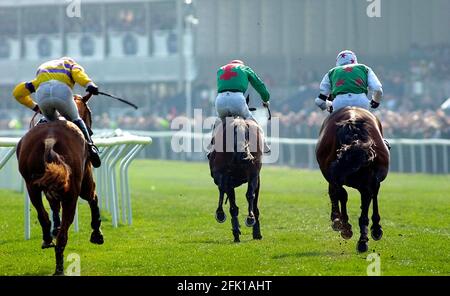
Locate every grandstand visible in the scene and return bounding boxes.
[0,0,448,146]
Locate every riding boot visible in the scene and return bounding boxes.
[73,119,101,168]
[249,118,270,154]
[207,118,222,159]
[207,131,214,160]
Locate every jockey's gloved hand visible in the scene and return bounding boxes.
[32,105,41,114]
[315,97,332,111]
[370,100,380,109]
[262,101,270,108]
[86,84,99,95]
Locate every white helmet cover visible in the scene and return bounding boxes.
[336,50,358,66]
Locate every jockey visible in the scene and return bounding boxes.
[315,50,390,149]
[211,59,270,154]
[12,57,101,168]
[315,50,383,113]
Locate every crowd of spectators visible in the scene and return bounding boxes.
[1,43,449,139]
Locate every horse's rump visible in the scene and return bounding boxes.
[316,107,389,185]
[209,117,263,188]
[18,121,87,198]
[212,117,263,163]
[32,138,72,195]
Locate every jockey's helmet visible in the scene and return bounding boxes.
[336,50,358,67]
[60,56,77,64]
[230,59,244,65]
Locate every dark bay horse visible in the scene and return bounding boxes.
[209,117,264,242]
[316,107,389,252]
[16,94,104,275]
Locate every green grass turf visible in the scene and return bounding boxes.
[0,160,449,276]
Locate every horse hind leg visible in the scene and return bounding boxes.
[328,183,343,232]
[27,185,54,249]
[80,174,103,245]
[252,176,262,240]
[215,190,226,223]
[245,174,258,228]
[337,186,353,240]
[356,189,372,253]
[227,189,241,243]
[54,198,77,276]
[370,182,383,241]
[329,183,353,239]
[49,201,61,238]
[88,194,104,245]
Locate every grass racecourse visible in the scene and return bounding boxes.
[0,159,449,276]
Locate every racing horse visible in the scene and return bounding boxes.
[209,116,264,242]
[316,107,389,252]
[16,93,104,275]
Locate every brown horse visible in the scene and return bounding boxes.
[209,117,264,242]
[16,94,103,275]
[316,107,389,252]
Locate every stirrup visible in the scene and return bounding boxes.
[264,143,271,154]
[36,118,48,125]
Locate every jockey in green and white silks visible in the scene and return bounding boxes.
[315,50,383,112]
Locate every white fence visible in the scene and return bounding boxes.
[124,130,450,175]
[0,131,152,239]
[1,130,449,239]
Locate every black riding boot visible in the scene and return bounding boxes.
[73,119,101,168]
[249,118,270,154]
[207,119,222,159]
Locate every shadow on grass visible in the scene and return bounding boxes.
[19,269,53,276]
[180,238,262,245]
[272,251,342,259]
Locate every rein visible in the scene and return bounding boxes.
[29,112,39,129]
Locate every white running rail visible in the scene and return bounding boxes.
[0,132,152,240]
[118,130,450,174]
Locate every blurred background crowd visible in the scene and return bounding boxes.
[0,0,448,140]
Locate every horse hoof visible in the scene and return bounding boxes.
[371,226,383,241]
[215,211,226,223]
[53,270,65,276]
[41,240,55,249]
[90,231,104,245]
[245,217,256,227]
[357,241,369,253]
[233,237,240,243]
[340,228,353,240]
[331,219,342,232]
[253,233,263,240]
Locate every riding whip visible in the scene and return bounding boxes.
[98,91,139,110]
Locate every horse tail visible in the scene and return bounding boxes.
[232,119,254,164]
[329,119,376,185]
[33,138,71,193]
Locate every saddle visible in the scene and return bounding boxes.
[35,117,93,136]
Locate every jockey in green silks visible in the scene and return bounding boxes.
[315,50,383,112]
[314,50,390,150]
[209,60,271,156]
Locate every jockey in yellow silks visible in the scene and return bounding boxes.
[13,57,101,167]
